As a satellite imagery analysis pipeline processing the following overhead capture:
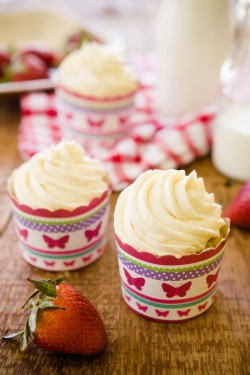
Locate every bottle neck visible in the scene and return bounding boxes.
[236,1,250,45]
[220,1,250,104]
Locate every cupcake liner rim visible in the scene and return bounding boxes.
[9,189,111,218]
[57,84,138,102]
[115,218,230,266]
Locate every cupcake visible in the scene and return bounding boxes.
[8,140,111,271]
[56,43,138,150]
[114,169,229,321]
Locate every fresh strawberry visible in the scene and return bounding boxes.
[51,51,64,68]
[18,42,54,66]
[10,53,48,81]
[0,46,11,81]
[225,180,250,229]
[3,272,108,356]
[64,29,101,54]
[0,46,11,66]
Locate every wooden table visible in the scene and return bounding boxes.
[0,95,249,375]
[0,2,249,372]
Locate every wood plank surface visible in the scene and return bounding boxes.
[0,2,249,373]
[0,95,249,375]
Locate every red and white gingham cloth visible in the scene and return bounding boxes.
[18,55,215,191]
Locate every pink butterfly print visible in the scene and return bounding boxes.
[155,309,170,317]
[124,268,145,291]
[29,255,37,262]
[44,260,56,267]
[87,118,105,128]
[198,301,208,311]
[124,294,131,302]
[18,227,28,241]
[177,308,191,317]
[82,254,92,263]
[43,235,69,249]
[161,281,192,298]
[63,260,75,267]
[85,222,101,242]
[136,302,148,312]
[206,268,220,288]
[119,115,128,126]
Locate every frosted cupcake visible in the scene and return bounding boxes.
[56,43,138,149]
[114,169,229,321]
[8,140,111,271]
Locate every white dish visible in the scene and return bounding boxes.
[0,77,55,95]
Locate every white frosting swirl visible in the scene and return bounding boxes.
[114,169,226,258]
[57,43,138,98]
[9,141,110,211]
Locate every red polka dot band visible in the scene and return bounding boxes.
[115,220,229,322]
[9,190,111,271]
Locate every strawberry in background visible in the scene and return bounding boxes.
[9,53,48,82]
[225,179,250,229]
[0,46,11,81]
[17,42,64,68]
[64,29,102,54]
[18,41,54,67]
[0,29,101,83]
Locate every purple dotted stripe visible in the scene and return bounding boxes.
[118,253,223,281]
[13,206,107,233]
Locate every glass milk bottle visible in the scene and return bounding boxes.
[212,0,250,181]
[156,0,231,119]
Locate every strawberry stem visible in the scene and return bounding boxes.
[21,317,31,352]
[27,271,69,297]
[55,271,69,285]
[21,290,39,309]
[27,278,57,297]
[27,271,68,297]
[3,331,24,339]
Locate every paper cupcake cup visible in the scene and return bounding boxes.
[9,190,111,271]
[115,221,229,322]
[56,86,137,148]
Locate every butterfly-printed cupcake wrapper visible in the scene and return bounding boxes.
[56,87,137,148]
[115,221,230,322]
[9,190,111,271]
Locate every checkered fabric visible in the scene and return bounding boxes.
[18,55,215,191]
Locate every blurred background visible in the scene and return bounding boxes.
[0,0,161,53]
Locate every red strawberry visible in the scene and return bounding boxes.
[64,29,101,54]
[225,180,250,229]
[10,53,48,82]
[3,272,108,356]
[18,42,54,66]
[0,47,11,66]
[51,51,64,67]
[0,46,11,81]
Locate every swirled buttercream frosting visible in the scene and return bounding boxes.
[9,141,110,211]
[114,169,227,258]
[57,43,138,98]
